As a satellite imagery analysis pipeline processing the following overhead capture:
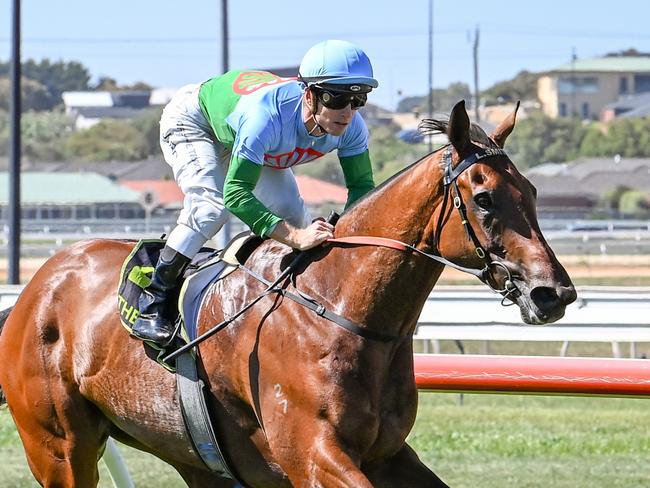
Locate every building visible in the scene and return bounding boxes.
[538,56,650,120]
[601,93,650,121]
[62,90,154,129]
[525,157,650,218]
[0,172,143,221]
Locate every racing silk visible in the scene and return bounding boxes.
[199,70,369,167]
[198,70,374,236]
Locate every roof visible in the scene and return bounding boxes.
[75,107,149,119]
[0,159,175,181]
[525,157,650,198]
[295,175,347,205]
[0,172,141,205]
[551,57,650,73]
[604,93,650,111]
[120,174,348,207]
[120,180,183,208]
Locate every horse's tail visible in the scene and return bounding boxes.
[0,307,13,406]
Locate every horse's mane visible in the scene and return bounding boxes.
[418,117,496,148]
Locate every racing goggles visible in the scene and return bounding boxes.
[314,86,370,110]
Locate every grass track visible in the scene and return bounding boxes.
[1,391,649,487]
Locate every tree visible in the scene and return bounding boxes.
[65,120,148,161]
[619,189,650,217]
[506,114,586,168]
[0,76,52,111]
[21,111,73,161]
[481,70,539,105]
[130,108,164,157]
[0,58,91,109]
[396,82,472,115]
[580,118,650,158]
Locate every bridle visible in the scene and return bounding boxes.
[163,144,523,361]
[436,144,520,303]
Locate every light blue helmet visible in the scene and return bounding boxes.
[298,40,379,89]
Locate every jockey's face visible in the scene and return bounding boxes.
[304,89,355,137]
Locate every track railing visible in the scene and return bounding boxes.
[414,353,650,397]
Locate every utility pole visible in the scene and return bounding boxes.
[219,0,231,247]
[472,25,480,122]
[9,0,21,284]
[427,0,433,153]
[221,0,229,74]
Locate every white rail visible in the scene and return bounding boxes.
[415,286,650,357]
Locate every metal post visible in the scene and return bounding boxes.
[102,438,135,488]
[8,0,21,284]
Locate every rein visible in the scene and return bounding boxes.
[163,145,521,363]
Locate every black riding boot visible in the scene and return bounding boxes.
[131,246,190,345]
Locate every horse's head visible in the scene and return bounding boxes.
[423,100,576,324]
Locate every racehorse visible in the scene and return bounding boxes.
[0,100,575,487]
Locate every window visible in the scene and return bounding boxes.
[619,77,629,95]
[581,102,590,119]
[558,76,599,94]
[634,75,650,94]
[559,102,567,117]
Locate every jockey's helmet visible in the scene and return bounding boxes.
[298,40,379,93]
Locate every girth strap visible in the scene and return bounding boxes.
[176,352,239,480]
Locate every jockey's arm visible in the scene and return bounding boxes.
[223,156,333,250]
[339,149,375,209]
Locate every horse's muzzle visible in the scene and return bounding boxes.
[514,281,577,325]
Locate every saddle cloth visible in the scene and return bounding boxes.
[117,233,263,362]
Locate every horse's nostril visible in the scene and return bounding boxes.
[560,286,578,305]
[530,286,561,313]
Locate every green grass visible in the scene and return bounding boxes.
[410,394,650,487]
[1,391,649,487]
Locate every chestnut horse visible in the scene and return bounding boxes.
[0,101,575,487]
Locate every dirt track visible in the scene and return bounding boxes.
[3,255,650,285]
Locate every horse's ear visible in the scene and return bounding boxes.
[490,100,520,148]
[448,100,471,156]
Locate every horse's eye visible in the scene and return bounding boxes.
[474,192,493,210]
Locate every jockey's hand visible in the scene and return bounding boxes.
[270,220,334,251]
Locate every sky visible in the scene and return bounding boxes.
[2,0,650,110]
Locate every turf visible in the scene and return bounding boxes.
[1,391,649,487]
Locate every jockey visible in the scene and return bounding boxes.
[132,40,379,345]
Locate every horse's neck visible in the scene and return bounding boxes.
[310,153,446,335]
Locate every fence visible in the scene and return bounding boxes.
[414,353,650,397]
[414,286,650,357]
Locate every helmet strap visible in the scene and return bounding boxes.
[306,88,327,136]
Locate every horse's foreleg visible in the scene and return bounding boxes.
[287,447,373,488]
[267,424,373,488]
[363,443,449,488]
